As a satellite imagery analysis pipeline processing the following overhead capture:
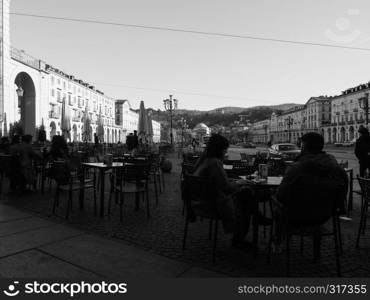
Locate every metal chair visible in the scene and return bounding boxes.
[356,176,370,248]
[108,162,151,222]
[182,175,220,263]
[50,160,96,219]
[268,175,342,277]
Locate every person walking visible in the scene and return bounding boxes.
[355,125,370,177]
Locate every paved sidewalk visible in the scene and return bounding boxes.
[0,204,224,278]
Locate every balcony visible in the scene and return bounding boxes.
[49,111,60,119]
[353,108,358,113]
[343,110,349,114]
[347,120,354,125]
[72,116,80,122]
[335,112,340,115]
[57,97,63,103]
[78,101,83,108]
[338,121,346,126]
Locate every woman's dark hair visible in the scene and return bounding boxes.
[50,135,69,159]
[205,134,229,159]
[11,135,20,145]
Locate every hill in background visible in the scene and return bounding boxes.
[149,103,300,128]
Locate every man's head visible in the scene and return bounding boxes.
[301,132,324,154]
[358,125,369,135]
[205,134,229,160]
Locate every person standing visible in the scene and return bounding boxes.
[355,125,370,177]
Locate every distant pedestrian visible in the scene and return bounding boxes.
[355,125,370,177]
[133,130,139,149]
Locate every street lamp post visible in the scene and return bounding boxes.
[358,92,369,125]
[285,116,293,143]
[179,117,188,149]
[163,95,178,145]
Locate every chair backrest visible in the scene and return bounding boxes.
[49,161,70,185]
[122,163,150,183]
[357,176,370,199]
[287,174,341,226]
[181,163,195,178]
[183,175,218,218]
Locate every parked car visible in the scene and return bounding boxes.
[334,138,356,147]
[242,142,256,148]
[268,143,301,160]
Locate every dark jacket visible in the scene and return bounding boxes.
[277,152,348,220]
[355,133,370,162]
[193,157,236,233]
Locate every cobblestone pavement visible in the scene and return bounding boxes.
[1,153,369,277]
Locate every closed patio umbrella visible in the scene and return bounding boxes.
[3,113,7,136]
[61,97,71,141]
[137,101,149,144]
[147,110,153,144]
[97,106,104,143]
[82,105,91,143]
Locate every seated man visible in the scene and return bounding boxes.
[192,134,270,248]
[273,132,348,250]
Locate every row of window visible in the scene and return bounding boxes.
[50,75,114,107]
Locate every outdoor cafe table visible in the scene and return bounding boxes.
[81,162,125,217]
[238,176,283,255]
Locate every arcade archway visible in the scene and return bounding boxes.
[14,72,36,135]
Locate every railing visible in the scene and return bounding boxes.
[10,47,41,70]
[49,111,60,119]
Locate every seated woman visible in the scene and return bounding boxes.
[193,134,269,248]
[47,135,70,161]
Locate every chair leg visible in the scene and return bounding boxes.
[146,189,150,219]
[336,214,343,254]
[66,189,72,219]
[212,220,218,263]
[286,235,291,277]
[356,201,367,248]
[119,192,123,223]
[300,232,304,255]
[108,186,113,216]
[267,221,273,263]
[161,172,165,191]
[154,177,159,207]
[208,220,213,240]
[313,229,321,262]
[362,202,369,234]
[182,218,189,250]
[263,200,266,238]
[333,215,342,277]
[93,186,97,216]
[52,187,59,215]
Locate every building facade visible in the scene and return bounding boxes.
[0,0,160,143]
[251,97,332,144]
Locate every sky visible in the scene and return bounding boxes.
[9,0,370,111]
